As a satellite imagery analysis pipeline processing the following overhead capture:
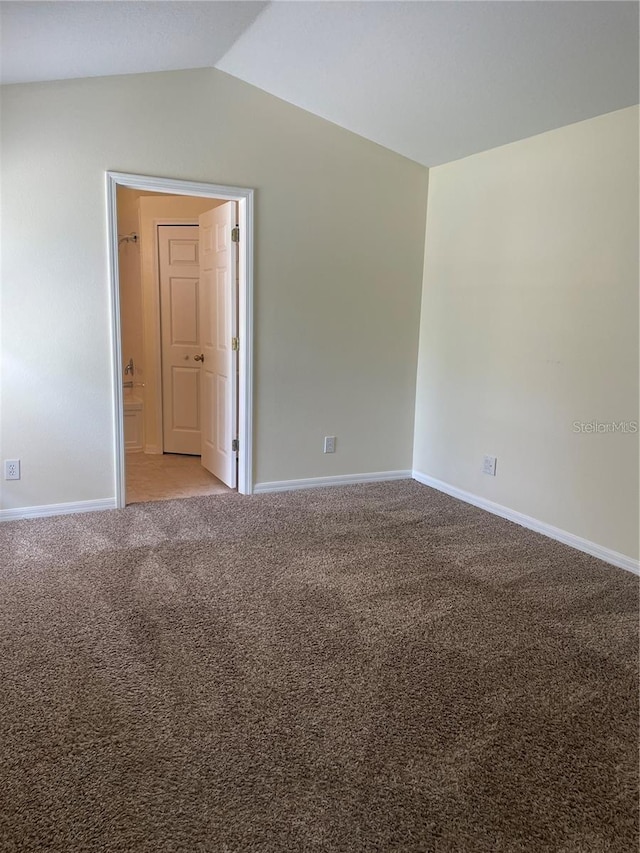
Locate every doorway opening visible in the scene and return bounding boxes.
[106,172,254,508]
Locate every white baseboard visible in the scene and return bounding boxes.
[254,470,412,494]
[0,498,117,522]
[3,476,635,575]
[412,471,639,575]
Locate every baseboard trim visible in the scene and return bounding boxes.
[254,470,412,494]
[412,471,639,575]
[0,498,117,522]
[4,477,634,573]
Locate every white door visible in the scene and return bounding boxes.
[158,225,202,455]
[199,202,238,488]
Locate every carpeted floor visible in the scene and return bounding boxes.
[0,480,637,852]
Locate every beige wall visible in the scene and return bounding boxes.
[116,187,148,395]
[413,106,639,560]
[0,68,428,509]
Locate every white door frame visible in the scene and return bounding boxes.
[106,171,254,506]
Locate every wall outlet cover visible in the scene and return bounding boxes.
[4,459,21,480]
[482,455,497,476]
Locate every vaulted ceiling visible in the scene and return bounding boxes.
[2,1,638,166]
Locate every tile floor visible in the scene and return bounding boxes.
[126,452,231,504]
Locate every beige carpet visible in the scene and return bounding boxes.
[0,480,637,852]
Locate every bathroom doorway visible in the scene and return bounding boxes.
[107,172,254,508]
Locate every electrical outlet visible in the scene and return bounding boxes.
[4,459,20,480]
[323,436,336,454]
[482,455,497,476]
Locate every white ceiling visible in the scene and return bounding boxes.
[217,1,639,165]
[0,1,268,84]
[2,1,638,167]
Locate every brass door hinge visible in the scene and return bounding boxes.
[232,439,239,453]
[232,337,239,351]
[231,226,240,243]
